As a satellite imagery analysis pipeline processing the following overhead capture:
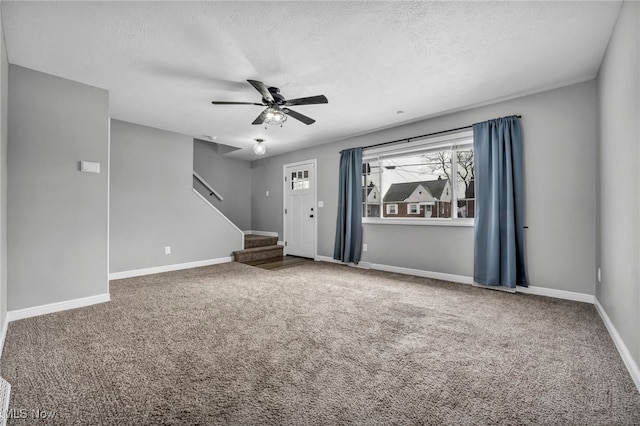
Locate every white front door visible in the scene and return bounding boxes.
[284,160,316,259]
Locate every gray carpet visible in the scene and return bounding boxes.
[2,261,639,425]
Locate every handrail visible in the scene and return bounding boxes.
[193,171,224,201]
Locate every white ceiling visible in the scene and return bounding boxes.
[1,1,621,160]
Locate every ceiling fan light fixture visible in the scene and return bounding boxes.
[264,107,287,125]
[253,138,266,155]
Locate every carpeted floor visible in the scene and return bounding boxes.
[2,261,639,425]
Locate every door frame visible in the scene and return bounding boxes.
[282,159,318,259]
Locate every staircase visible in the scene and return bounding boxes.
[233,234,283,264]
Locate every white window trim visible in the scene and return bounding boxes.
[363,217,474,227]
[363,129,474,226]
[386,203,398,215]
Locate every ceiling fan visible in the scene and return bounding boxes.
[211,80,328,126]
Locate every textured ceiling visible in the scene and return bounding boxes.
[1,1,621,160]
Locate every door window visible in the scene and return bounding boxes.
[292,170,310,190]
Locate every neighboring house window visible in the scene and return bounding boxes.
[362,130,474,221]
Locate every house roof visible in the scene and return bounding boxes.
[362,184,374,199]
[383,179,448,203]
[362,183,381,205]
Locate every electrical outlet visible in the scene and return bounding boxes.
[266,190,270,197]
[165,246,171,255]
[363,243,368,252]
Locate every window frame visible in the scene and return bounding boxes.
[362,130,474,227]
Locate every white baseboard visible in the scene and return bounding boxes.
[594,298,640,393]
[109,257,233,280]
[0,315,8,358]
[315,255,337,263]
[315,255,372,269]
[315,257,595,304]
[516,284,594,303]
[317,256,473,284]
[372,267,594,302]
[7,293,111,322]
[244,230,279,237]
[371,263,474,285]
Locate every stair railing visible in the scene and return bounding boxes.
[192,170,243,249]
[193,171,223,201]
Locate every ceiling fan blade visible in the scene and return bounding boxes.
[211,101,264,105]
[283,108,316,125]
[252,109,269,125]
[283,95,328,106]
[247,80,275,104]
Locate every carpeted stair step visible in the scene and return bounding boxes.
[244,234,278,249]
[233,245,284,263]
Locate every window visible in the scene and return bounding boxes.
[362,130,474,223]
[291,170,309,190]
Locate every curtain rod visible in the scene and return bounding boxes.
[341,115,522,153]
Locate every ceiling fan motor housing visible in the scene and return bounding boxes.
[268,87,286,105]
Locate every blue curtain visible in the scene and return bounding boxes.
[334,148,363,264]
[473,116,527,289]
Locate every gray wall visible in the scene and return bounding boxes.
[193,139,251,231]
[0,11,8,329]
[596,1,640,372]
[252,80,598,294]
[7,65,109,310]
[109,120,242,274]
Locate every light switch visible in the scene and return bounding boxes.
[80,161,100,174]
[318,201,324,208]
